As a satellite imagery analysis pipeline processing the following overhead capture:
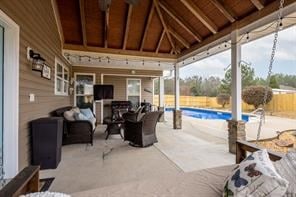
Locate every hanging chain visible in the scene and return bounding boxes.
[256,0,285,142]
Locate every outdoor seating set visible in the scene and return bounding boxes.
[52,100,163,148]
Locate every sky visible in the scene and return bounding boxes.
[180,25,296,79]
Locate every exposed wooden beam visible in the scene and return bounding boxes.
[79,0,87,46]
[180,0,218,34]
[104,8,110,48]
[159,1,202,42]
[51,0,64,47]
[179,0,295,58]
[64,44,177,59]
[140,3,155,51]
[250,0,264,10]
[168,27,190,49]
[153,0,176,52]
[123,5,133,49]
[209,0,236,22]
[155,29,165,54]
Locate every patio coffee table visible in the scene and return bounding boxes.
[105,120,124,140]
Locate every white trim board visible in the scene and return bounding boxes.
[73,72,96,110]
[0,8,20,179]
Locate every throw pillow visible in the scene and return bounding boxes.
[72,107,80,114]
[80,108,94,119]
[223,149,289,197]
[21,192,70,197]
[63,110,75,121]
[274,151,296,196]
[74,112,88,121]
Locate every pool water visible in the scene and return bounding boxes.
[166,108,250,122]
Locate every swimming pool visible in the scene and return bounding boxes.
[166,108,250,122]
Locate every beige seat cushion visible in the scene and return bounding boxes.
[72,165,235,197]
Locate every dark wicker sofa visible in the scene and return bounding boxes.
[52,106,96,145]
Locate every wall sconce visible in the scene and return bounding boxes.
[27,47,45,71]
[131,70,136,75]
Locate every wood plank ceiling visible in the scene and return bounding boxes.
[56,0,281,58]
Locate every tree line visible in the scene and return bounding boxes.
[154,64,296,97]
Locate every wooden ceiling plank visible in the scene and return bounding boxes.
[140,3,155,51]
[155,29,165,54]
[123,4,133,50]
[159,1,202,42]
[153,0,176,52]
[168,27,190,49]
[104,8,110,48]
[209,0,236,22]
[180,0,218,34]
[179,0,295,58]
[79,0,87,46]
[64,43,177,59]
[250,0,264,10]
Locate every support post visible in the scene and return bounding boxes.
[173,64,182,129]
[158,77,165,122]
[228,30,245,153]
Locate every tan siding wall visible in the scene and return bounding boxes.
[0,0,71,169]
[72,67,161,122]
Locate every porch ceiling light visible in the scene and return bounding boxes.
[28,48,45,72]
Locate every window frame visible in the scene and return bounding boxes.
[126,78,141,104]
[54,58,69,96]
[74,72,96,107]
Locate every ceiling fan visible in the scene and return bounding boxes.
[98,0,140,11]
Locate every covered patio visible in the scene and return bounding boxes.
[0,0,295,196]
[41,114,234,194]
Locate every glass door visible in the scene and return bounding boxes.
[127,79,141,108]
[74,73,95,110]
[0,25,4,179]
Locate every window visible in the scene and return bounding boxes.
[55,58,69,95]
[127,78,141,107]
[74,73,95,110]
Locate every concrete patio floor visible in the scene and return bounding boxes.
[41,113,235,194]
[41,112,295,194]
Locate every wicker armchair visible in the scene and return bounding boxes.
[124,111,163,147]
[122,106,145,122]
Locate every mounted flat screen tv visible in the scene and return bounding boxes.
[94,85,114,100]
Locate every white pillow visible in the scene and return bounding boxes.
[72,107,80,114]
[223,149,289,197]
[63,110,75,121]
[274,151,296,196]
